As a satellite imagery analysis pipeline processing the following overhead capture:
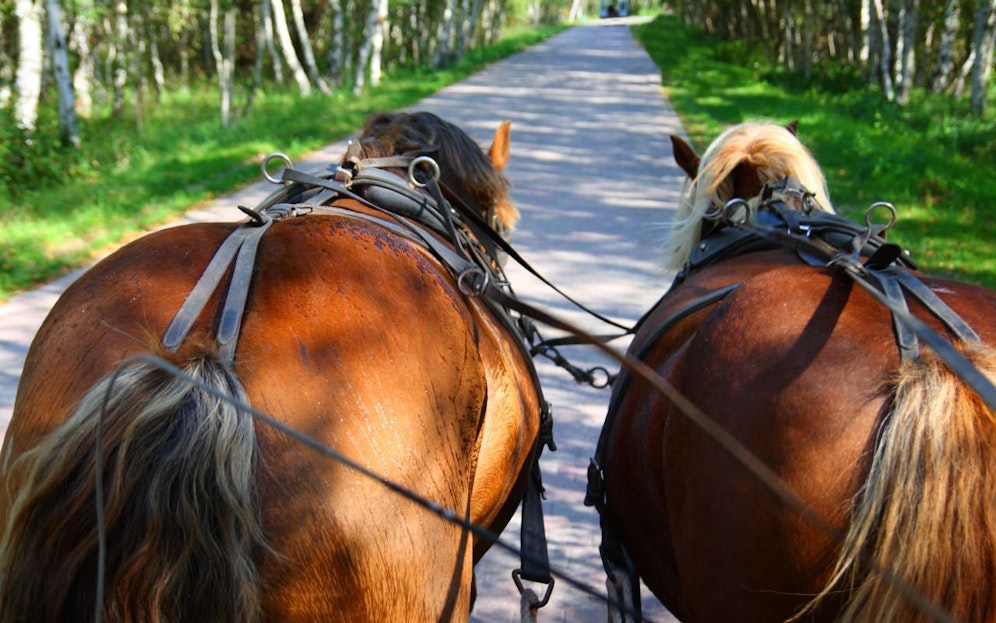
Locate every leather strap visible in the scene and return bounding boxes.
[162,220,269,355]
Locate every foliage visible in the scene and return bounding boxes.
[0,23,565,300]
[635,14,996,287]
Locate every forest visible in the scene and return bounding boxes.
[2,0,593,145]
[671,0,996,114]
[3,0,993,151]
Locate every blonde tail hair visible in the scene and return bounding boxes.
[0,358,265,623]
[797,345,996,622]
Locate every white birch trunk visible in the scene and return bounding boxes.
[209,0,236,125]
[369,0,388,87]
[112,0,128,115]
[895,0,917,105]
[326,0,343,85]
[931,0,961,92]
[353,0,377,94]
[46,0,80,146]
[270,0,312,95]
[434,0,457,67]
[179,0,191,88]
[289,0,330,93]
[970,0,996,114]
[871,0,895,100]
[14,0,43,133]
[69,0,94,117]
[860,0,872,81]
[260,0,284,83]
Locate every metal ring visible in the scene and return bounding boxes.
[408,156,441,188]
[512,569,555,609]
[457,267,489,297]
[262,152,293,185]
[587,366,613,389]
[865,201,897,233]
[722,198,751,226]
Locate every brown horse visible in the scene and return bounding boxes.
[0,112,547,622]
[592,121,996,622]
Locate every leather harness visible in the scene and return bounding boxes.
[161,149,558,605]
[584,177,991,621]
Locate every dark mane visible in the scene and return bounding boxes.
[353,111,515,228]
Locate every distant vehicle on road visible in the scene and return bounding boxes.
[599,0,630,18]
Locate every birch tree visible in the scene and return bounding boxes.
[354,0,378,94]
[931,0,961,92]
[368,0,388,87]
[270,0,313,95]
[70,0,96,117]
[14,0,42,133]
[46,0,80,146]
[895,0,918,105]
[970,0,996,114]
[326,0,345,85]
[289,0,330,94]
[111,0,129,116]
[209,0,236,125]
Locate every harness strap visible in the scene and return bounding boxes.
[162,217,272,360]
[878,272,919,361]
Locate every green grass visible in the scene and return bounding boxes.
[634,15,996,287]
[0,24,566,301]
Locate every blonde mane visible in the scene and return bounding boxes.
[665,121,834,271]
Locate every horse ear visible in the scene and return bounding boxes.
[670,134,700,179]
[785,120,799,135]
[489,121,511,172]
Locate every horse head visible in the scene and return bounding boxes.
[349,111,517,237]
[664,121,834,270]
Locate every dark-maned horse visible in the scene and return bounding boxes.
[592,121,996,621]
[0,112,546,622]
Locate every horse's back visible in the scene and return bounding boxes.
[605,253,996,621]
[3,214,495,620]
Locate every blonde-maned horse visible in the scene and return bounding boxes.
[0,111,546,622]
[591,121,996,621]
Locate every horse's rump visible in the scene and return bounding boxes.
[0,110,540,622]
[594,120,996,621]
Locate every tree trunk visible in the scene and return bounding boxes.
[369,0,388,87]
[45,0,80,146]
[326,0,344,85]
[69,0,95,117]
[288,0,330,93]
[14,0,43,133]
[931,0,961,92]
[970,0,996,114]
[895,0,918,105]
[112,0,128,116]
[354,0,377,94]
[258,0,284,83]
[209,0,235,126]
[434,0,457,67]
[270,0,313,95]
[859,0,872,81]
[870,0,895,100]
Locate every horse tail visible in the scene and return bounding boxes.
[800,344,996,622]
[0,357,265,623]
